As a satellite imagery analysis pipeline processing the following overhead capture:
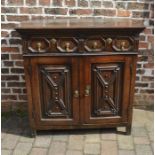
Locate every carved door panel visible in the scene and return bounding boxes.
[31,57,79,126]
[83,56,131,124]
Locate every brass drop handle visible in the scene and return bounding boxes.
[65,42,71,52]
[121,41,126,51]
[74,90,79,98]
[36,42,42,52]
[85,85,91,96]
[93,41,98,49]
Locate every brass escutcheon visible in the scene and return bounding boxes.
[106,38,112,44]
[50,38,56,44]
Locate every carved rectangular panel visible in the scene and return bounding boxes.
[91,63,123,117]
[39,65,72,119]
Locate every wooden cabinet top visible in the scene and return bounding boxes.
[16,18,145,30]
[16,19,145,55]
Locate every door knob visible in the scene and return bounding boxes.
[74,90,79,98]
[85,85,91,96]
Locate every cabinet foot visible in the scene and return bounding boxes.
[126,125,131,135]
[30,129,37,137]
[117,125,131,135]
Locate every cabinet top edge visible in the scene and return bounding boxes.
[16,18,145,30]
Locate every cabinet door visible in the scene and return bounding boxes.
[30,57,79,126]
[83,56,132,124]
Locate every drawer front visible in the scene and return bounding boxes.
[25,36,136,53]
[56,38,78,52]
[112,37,134,52]
[84,37,106,52]
[28,37,50,53]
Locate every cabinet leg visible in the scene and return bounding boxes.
[30,129,37,138]
[126,125,131,135]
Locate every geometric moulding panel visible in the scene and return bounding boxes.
[112,37,134,52]
[91,63,123,117]
[84,37,106,52]
[39,65,72,118]
[28,37,50,53]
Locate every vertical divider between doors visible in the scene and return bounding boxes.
[71,57,80,124]
[79,56,84,124]
[83,57,92,124]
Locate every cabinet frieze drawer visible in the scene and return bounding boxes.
[25,36,136,53]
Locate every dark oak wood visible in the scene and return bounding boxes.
[16,18,145,30]
[16,19,145,136]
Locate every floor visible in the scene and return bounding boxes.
[1,109,154,155]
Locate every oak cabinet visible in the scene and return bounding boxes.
[16,19,145,136]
